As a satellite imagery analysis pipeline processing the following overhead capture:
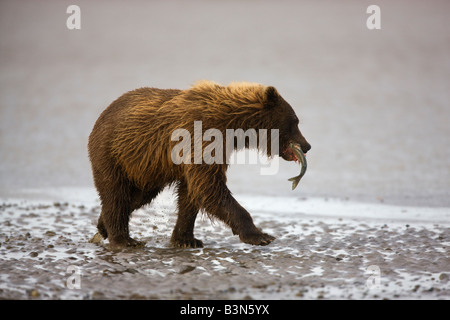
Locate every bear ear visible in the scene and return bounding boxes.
[264,86,279,109]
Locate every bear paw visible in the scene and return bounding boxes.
[171,237,204,249]
[239,231,275,246]
[108,236,146,251]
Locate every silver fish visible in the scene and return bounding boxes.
[287,142,307,190]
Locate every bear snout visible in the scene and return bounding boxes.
[301,142,311,154]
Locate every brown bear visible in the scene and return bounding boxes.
[88,80,311,250]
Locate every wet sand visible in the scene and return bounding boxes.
[0,0,449,300]
[1,189,449,299]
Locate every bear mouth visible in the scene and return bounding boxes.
[282,142,309,162]
[282,147,297,161]
[282,143,302,162]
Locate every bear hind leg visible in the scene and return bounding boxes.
[171,181,203,248]
[107,186,165,250]
[102,199,144,250]
[97,180,144,250]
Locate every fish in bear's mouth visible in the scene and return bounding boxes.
[282,142,307,190]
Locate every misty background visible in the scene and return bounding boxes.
[0,0,449,206]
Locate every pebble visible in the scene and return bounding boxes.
[30,289,40,298]
[439,273,448,281]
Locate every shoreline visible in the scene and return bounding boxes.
[1,186,448,214]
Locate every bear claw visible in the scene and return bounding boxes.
[171,238,204,249]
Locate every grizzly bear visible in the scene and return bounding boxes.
[88,81,311,250]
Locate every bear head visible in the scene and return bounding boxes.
[262,86,311,161]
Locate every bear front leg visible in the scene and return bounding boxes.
[170,180,204,248]
[201,185,275,245]
[185,166,275,246]
[214,194,275,246]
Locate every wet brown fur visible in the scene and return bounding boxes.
[88,80,310,249]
